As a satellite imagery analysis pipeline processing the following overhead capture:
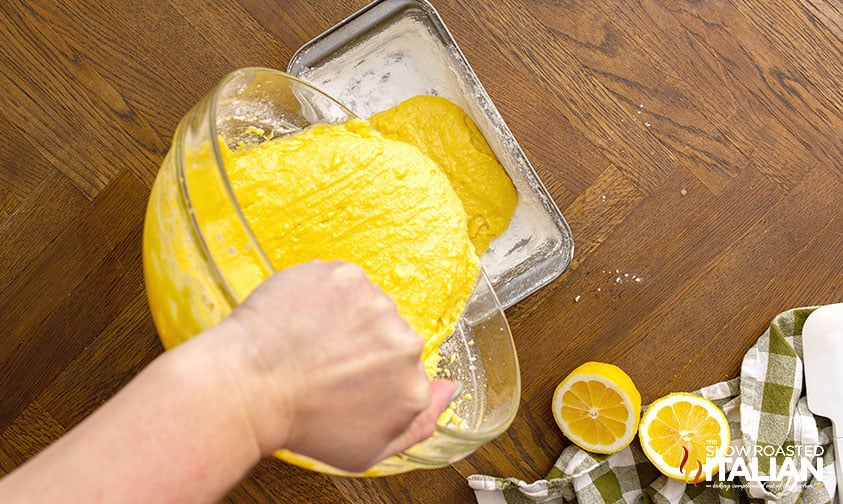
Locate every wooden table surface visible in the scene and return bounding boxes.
[1,0,840,502]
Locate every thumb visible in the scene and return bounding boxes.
[428,379,460,417]
[371,380,458,466]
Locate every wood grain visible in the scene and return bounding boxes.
[1,0,840,501]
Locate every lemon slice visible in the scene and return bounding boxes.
[638,393,730,482]
[552,362,642,454]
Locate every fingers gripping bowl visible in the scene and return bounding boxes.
[142,68,521,476]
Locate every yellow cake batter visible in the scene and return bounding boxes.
[370,96,518,255]
[223,120,481,368]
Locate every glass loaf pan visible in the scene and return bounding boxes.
[287,0,574,309]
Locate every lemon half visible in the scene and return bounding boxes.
[552,362,642,454]
[638,393,730,482]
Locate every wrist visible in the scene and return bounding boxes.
[191,314,296,457]
[164,319,266,467]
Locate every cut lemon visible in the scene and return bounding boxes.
[552,362,641,454]
[638,393,730,483]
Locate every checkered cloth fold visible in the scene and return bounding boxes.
[468,307,838,503]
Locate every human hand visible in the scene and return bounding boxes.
[219,260,456,473]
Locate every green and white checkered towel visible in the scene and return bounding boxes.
[468,307,838,503]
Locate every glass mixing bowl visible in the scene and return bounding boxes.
[142,67,521,476]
